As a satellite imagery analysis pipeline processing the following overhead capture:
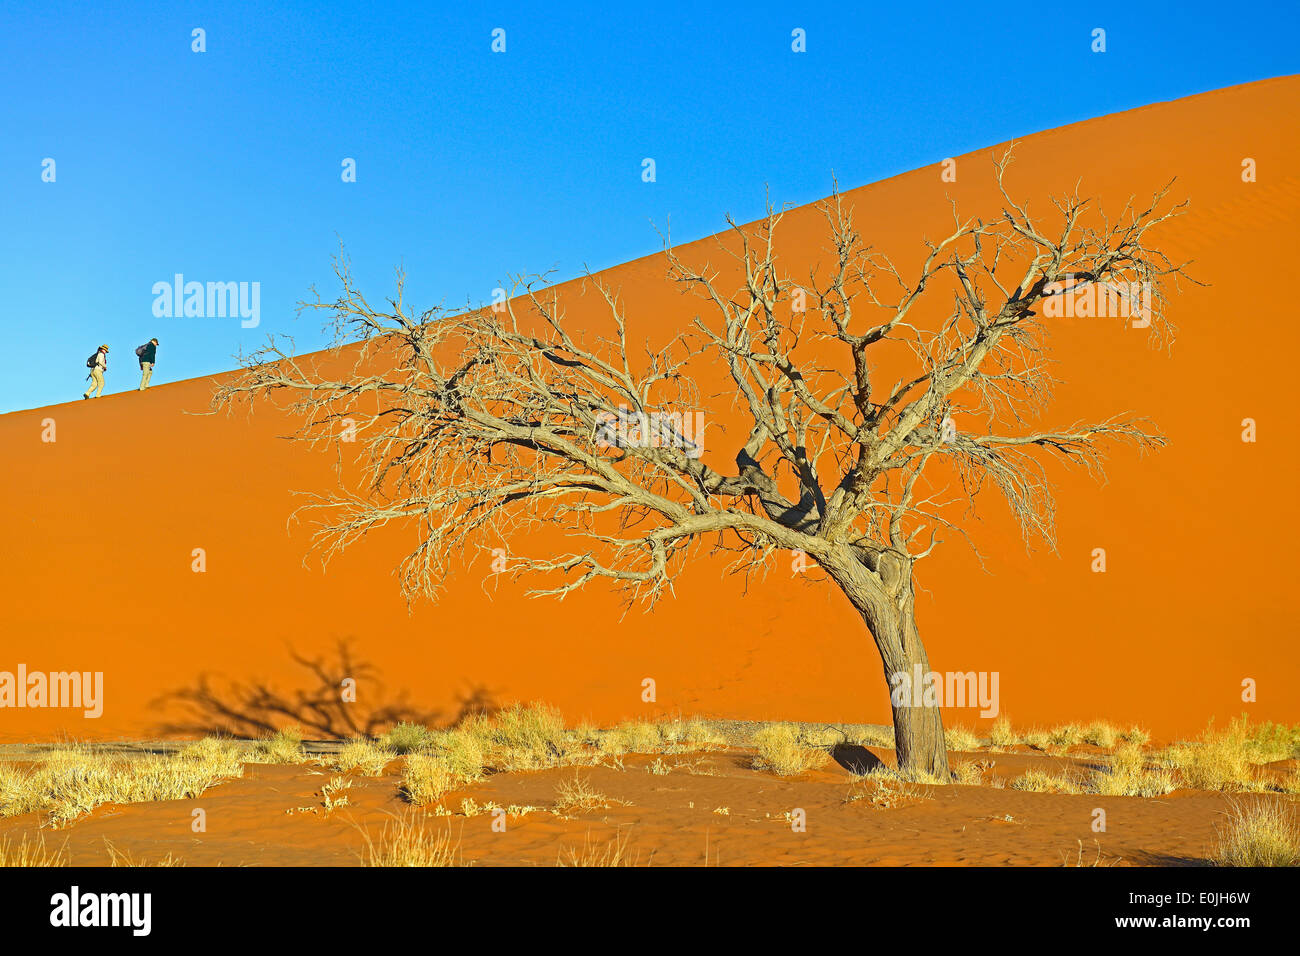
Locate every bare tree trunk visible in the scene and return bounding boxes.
[825,549,952,779]
[873,597,951,779]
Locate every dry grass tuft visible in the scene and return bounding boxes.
[659,719,727,753]
[552,773,625,814]
[381,722,435,755]
[1275,770,1300,795]
[1153,717,1300,794]
[843,769,930,809]
[1062,839,1122,867]
[1021,724,1083,756]
[552,716,723,761]
[1211,798,1300,867]
[430,728,488,779]
[104,839,184,867]
[332,739,395,776]
[1089,743,1176,797]
[1242,719,1300,764]
[952,758,995,786]
[556,829,642,866]
[1083,721,1121,750]
[0,739,245,826]
[944,725,981,752]
[846,725,896,748]
[1161,718,1262,792]
[400,754,460,806]
[250,726,308,764]
[751,724,829,776]
[1011,767,1084,794]
[461,702,570,771]
[1122,726,1151,747]
[388,706,725,789]
[989,716,1018,750]
[1022,729,1051,752]
[797,726,846,748]
[598,722,663,756]
[363,814,468,867]
[0,833,68,867]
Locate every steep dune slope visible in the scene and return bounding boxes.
[2,76,1297,742]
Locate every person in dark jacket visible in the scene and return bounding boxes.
[137,338,159,391]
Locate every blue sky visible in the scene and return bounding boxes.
[0,0,1295,413]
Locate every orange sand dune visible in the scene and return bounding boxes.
[2,76,1297,742]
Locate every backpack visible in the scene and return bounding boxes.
[86,352,99,369]
[135,344,147,357]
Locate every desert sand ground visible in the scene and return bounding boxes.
[2,714,1296,867]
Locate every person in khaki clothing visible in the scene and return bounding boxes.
[83,344,109,399]
[136,337,159,390]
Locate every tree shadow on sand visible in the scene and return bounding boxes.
[150,639,498,739]
[830,743,888,775]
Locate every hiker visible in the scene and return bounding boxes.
[83,345,109,399]
[136,337,159,390]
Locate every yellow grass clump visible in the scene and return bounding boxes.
[944,725,981,752]
[1011,768,1084,794]
[1083,722,1121,750]
[989,717,1018,750]
[395,708,732,774]
[332,739,395,776]
[1062,839,1122,867]
[1274,770,1300,795]
[1122,726,1151,747]
[1241,719,1300,764]
[400,754,460,806]
[1162,718,1260,792]
[104,839,184,867]
[796,727,845,748]
[593,718,724,757]
[751,723,829,776]
[1049,724,1084,750]
[843,769,930,807]
[1211,799,1300,867]
[363,814,467,867]
[660,719,727,753]
[553,773,625,814]
[845,725,895,748]
[601,722,663,755]
[952,759,995,786]
[1156,717,1300,793]
[392,706,725,783]
[1089,743,1176,797]
[0,833,68,867]
[895,766,956,786]
[556,830,642,866]
[381,722,435,755]
[427,728,488,779]
[1021,724,1084,755]
[250,726,308,764]
[0,739,245,827]
[463,702,570,771]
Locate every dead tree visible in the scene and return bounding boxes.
[215,148,1193,777]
